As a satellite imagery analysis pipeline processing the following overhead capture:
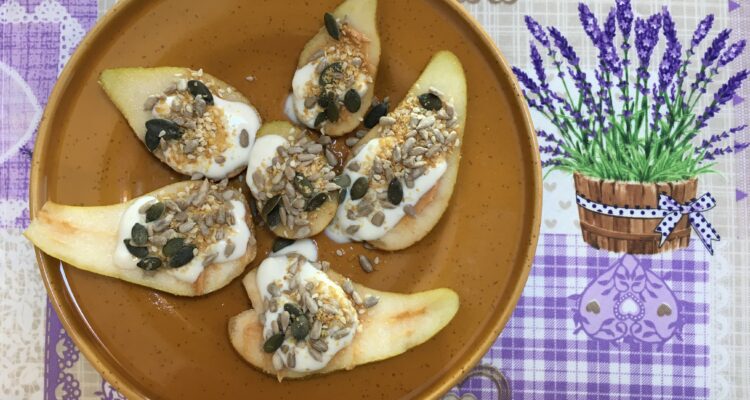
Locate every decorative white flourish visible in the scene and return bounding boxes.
[0,61,41,166]
[0,227,47,399]
[0,0,86,72]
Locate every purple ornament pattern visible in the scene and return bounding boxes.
[572,254,682,344]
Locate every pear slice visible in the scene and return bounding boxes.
[352,51,467,250]
[100,67,261,179]
[228,257,459,379]
[292,0,380,136]
[24,181,257,296]
[246,121,339,239]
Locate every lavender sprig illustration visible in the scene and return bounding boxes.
[515,1,747,182]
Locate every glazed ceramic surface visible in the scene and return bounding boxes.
[29,0,541,398]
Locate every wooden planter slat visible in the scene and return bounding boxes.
[574,172,696,254]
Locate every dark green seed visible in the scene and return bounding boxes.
[124,239,148,258]
[388,178,403,205]
[266,203,281,227]
[363,102,388,128]
[344,89,361,113]
[324,12,340,40]
[137,257,162,271]
[272,237,295,253]
[290,314,310,340]
[130,223,148,246]
[339,188,347,204]
[305,193,328,211]
[145,202,165,222]
[314,112,328,127]
[325,101,339,122]
[169,245,196,268]
[318,62,343,86]
[284,303,303,317]
[332,174,351,188]
[187,80,214,105]
[317,91,334,108]
[162,237,186,257]
[262,195,281,217]
[263,333,286,353]
[293,174,314,197]
[144,119,181,151]
[418,93,442,111]
[350,177,369,200]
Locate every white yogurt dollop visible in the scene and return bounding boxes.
[113,197,251,283]
[244,134,289,195]
[154,95,261,180]
[256,255,357,373]
[325,138,447,243]
[270,239,318,261]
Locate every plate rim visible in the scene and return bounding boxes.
[28,0,542,398]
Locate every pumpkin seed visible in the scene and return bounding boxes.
[350,177,369,200]
[263,333,285,353]
[130,223,148,246]
[344,89,361,112]
[262,195,281,217]
[124,239,148,258]
[169,244,196,268]
[325,101,339,122]
[338,188,347,204]
[318,62,343,86]
[162,237,185,257]
[290,314,310,340]
[272,237,295,253]
[324,12,340,40]
[305,193,328,211]
[187,80,214,105]
[332,174,351,188]
[145,202,165,222]
[418,92,442,110]
[314,112,327,127]
[388,178,403,205]
[317,91,335,108]
[144,130,161,152]
[284,303,303,317]
[137,257,162,271]
[266,203,281,227]
[144,119,181,151]
[363,102,388,128]
[293,174,314,197]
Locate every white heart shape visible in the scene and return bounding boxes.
[619,297,640,316]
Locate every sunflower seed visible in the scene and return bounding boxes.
[358,255,374,273]
[345,137,359,147]
[239,129,250,147]
[202,252,218,266]
[297,226,311,237]
[178,221,196,233]
[308,347,323,361]
[379,116,396,126]
[364,295,379,308]
[306,143,323,154]
[332,328,350,340]
[446,131,458,144]
[310,320,323,340]
[286,350,297,368]
[370,211,385,226]
[224,239,235,257]
[346,225,360,235]
[404,204,417,216]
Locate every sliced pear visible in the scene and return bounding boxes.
[293,0,380,136]
[228,261,459,379]
[100,67,261,179]
[246,121,339,239]
[24,181,257,296]
[352,51,467,250]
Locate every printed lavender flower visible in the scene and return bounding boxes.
[578,3,601,43]
[692,28,732,92]
[615,0,633,41]
[718,40,746,69]
[525,15,550,49]
[696,124,747,152]
[537,129,563,145]
[690,14,715,54]
[634,14,662,93]
[530,43,547,87]
[703,142,750,160]
[696,69,749,128]
[657,8,681,93]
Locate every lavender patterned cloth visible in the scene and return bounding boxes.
[0,0,737,399]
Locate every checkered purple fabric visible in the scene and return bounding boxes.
[449,233,709,399]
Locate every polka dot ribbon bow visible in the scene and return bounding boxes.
[575,192,720,254]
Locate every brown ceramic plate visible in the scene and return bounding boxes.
[29,0,541,398]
